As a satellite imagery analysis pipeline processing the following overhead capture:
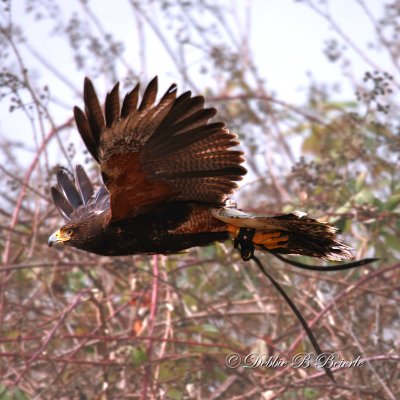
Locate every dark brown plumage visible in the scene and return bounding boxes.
[48,77,352,261]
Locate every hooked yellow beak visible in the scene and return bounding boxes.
[48,229,70,247]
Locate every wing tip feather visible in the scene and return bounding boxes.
[105,81,120,127]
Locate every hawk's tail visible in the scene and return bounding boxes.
[212,207,352,261]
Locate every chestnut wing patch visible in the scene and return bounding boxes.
[101,152,173,221]
[75,77,246,221]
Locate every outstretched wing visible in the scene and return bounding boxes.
[51,166,109,222]
[74,77,246,221]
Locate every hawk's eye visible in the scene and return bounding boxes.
[66,229,73,236]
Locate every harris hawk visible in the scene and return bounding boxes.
[48,77,354,261]
[48,77,377,383]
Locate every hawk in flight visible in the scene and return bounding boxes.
[48,77,352,262]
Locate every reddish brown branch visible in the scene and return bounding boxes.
[141,254,160,400]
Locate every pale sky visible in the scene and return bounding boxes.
[0,0,389,165]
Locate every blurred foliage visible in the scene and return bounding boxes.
[0,0,399,399]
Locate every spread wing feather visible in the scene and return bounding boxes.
[74,107,99,162]
[74,165,94,204]
[51,166,109,222]
[51,187,74,221]
[83,79,104,146]
[121,83,139,118]
[74,76,246,221]
[138,76,158,110]
[105,82,120,127]
[57,169,82,209]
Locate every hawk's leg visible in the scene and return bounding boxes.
[227,225,289,261]
[253,231,289,249]
[233,227,256,261]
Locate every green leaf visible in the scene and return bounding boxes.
[166,388,183,400]
[335,202,352,217]
[202,324,219,334]
[372,197,386,212]
[0,385,9,399]
[128,345,148,367]
[355,171,367,191]
[329,100,358,109]
[303,387,318,399]
[386,193,400,211]
[0,386,30,400]
[385,235,400,251]
[13,389,30,400]
[354,188,373,204]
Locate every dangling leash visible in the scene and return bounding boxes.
[270,252,378,271]
[234,227,377,382]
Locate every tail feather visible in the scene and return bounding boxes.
[212,207,352,261]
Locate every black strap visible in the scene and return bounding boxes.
[251,255,336,383]
[276,252,378,270]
